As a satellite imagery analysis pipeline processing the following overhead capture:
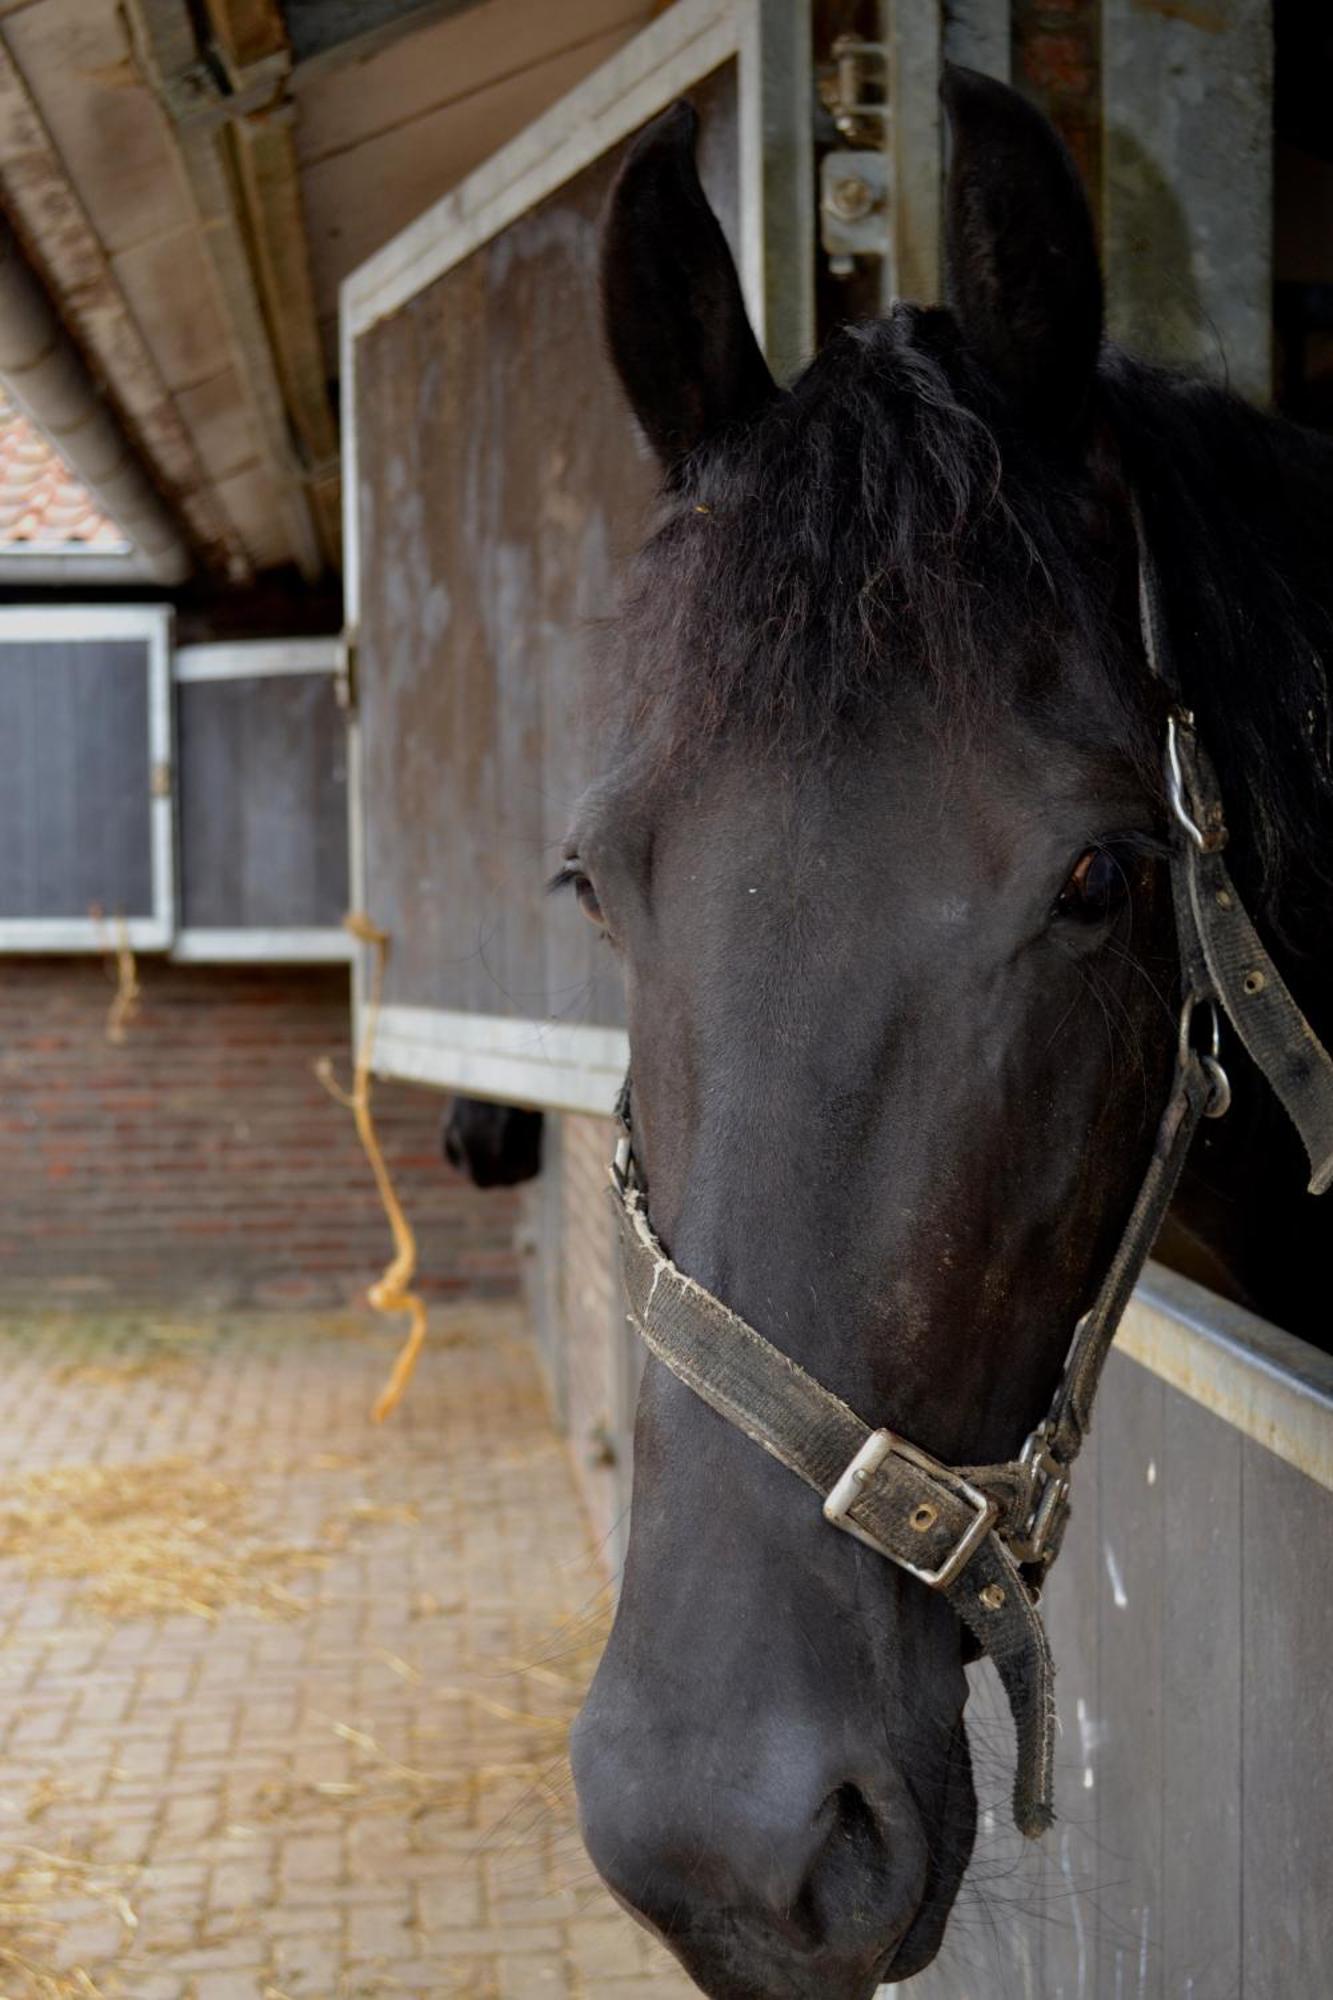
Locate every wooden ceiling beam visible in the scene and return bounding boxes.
[228,104,341,564]
[125,0,340,577]
[202,0,287,74]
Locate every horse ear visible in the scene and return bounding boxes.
[601,99,776,473]
[941,65,1103,437]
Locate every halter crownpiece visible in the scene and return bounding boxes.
[608,501,1333,1838]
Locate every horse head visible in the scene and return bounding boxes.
[566,67,1331,2000]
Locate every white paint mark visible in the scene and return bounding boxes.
[1075,1696,1107,1759]
[1138,1905,1151,1997]
[1146,1459,1157,1486]
[1104,1541,1128,1608]
[1084,1765,1095,1790]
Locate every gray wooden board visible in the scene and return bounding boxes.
[1161,1390,1242,2000]
[1240,1437,1333,2000]
[1093,1351,1165,1999]
[353,59,740,1034]
[900,1348,1332,1998]
[176,673,349,929]
[0,639,152,919]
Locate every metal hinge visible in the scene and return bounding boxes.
[337,635,358,714]
[817,37,892,279]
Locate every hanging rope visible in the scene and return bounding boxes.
[316,912,428,1423]
[90,906,141,1046]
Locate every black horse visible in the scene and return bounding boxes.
[563,69,1333,2000]
[442,1095,543,1187]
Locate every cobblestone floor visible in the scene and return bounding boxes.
[0,1304,698,1999]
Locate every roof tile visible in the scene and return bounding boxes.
[0,387,130,552]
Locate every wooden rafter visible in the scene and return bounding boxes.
[125,0,341,576]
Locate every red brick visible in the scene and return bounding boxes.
[0,959,521,1311]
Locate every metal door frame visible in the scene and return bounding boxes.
[0,604,174,952]
[341,0,813,1111]
[171,638,353,965]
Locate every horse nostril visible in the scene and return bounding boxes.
[788,1782,891,1945]
[573,1681,934,1983]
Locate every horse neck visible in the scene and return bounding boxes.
[1147,389,1333,1346]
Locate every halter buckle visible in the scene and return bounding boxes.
[1008,1428,1071,1569]
[823,1430,998,1590]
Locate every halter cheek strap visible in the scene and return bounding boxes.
[610,1027,1213,1840]
[608,500,1333,1840]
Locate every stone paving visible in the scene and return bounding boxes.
[0,1304,699,1999]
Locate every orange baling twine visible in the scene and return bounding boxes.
[91,906,141,1046]
[316,912,427,1422]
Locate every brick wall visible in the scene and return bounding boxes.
[0,958,520,1310]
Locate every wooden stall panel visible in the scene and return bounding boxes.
[1241,1439,1333,1999]
[176,673,349,935]
[354,61,740,1040]
[0,640,152,921]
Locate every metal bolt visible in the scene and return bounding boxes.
[827,175,877,223]
[910,1503,938,1533]
[979,1583,1006,1611]
[1243,970,1266,995]
[1215,889,1233,910]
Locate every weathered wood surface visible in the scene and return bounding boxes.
[1102,0,1273,403]
[0,639,152,919]
[354,60,739,1034]
[176,671,348,929]
[901,1344,1333,2000]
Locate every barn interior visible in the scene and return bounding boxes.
[1,2,1332,1997]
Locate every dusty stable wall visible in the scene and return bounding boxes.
[522,1110,638,1571]
[0,957,520,1310]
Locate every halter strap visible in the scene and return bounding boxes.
[607,496,1333,1840]
[1132,491,1333,1195]
[610,1031,1211,1839]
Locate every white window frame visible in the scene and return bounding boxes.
[171,638,354,964]
[340,0,812,1110]
[0,605,174,952]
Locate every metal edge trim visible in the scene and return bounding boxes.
[1119,1261,1333,1492]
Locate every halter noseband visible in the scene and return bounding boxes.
[607,502,1333,1838]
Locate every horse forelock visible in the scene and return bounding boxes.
[607,302,1333,935]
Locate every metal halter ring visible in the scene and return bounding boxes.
[1178,993,1232,1119]
[1009,1425,1071,1570]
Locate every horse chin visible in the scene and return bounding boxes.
[615,1757,976,2000]
[646,1924,900,2000]
[880,1721,978,1986]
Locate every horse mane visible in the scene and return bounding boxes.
[1099,352,1333,937]
[614,303,1333,939]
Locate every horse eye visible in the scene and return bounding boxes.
[553,861,604,925]
[1056,846,1130,923]
[574,874,605,925]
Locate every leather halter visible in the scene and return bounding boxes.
[607,506,1333,1838]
